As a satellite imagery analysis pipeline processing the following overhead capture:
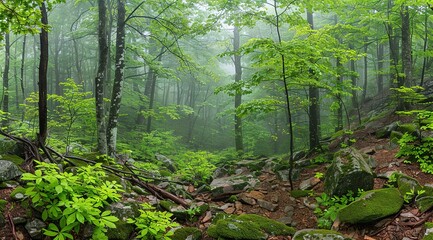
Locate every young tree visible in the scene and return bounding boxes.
[233,26,244,153]
[2,33,10,127]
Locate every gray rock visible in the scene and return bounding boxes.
[106,201,141,240]
[210,174,258,198]
[293,229,351,240]
[25,218,46,239]
[13,217,27,224]
[257,199,278,212]
[299,177,321,190]
[0,160,22,181]
[155,153,177,172]
[324,148,374,196]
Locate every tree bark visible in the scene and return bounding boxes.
[233,26,243,153]
[38,1,49,145]
[307,10,320,151]
[401,5,412,87]
[20,35,26,102]
[107,0,126,156]
[377,42,384,95]
[420,11,428,87]
[95,0,108,154]
[2,33,10,127]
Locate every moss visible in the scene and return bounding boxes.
[398,123,417,134]
[425,222,433,229]
[212,212,234,224]
[423,233,433,240]
[338,188,403,224]
[0,199,6,212]
[290,189,312,198]
[227,195,238,203]
[1,154,24,166]
[416,186,433,212]
[237,214,296,235]
[172,227,202,240]
[207,217,267,240]
[390,131,403,144]
[395,173,422,198]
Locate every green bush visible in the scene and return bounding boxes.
[22,161,123,240]
[127,203,179,240]
[174,151,218,185]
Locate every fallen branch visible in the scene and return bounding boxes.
[7,213,18,240]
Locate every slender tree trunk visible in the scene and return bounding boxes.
[401,5,412,87]
[107,0,126,156]
[233,26,243,153]
[307,10,320,151]
[420,11,428,86]
[334,15,343,132]
[95,0,108,154]
[377,42,384,95]
[38,1,49,145]
[361,38,368,103]
[20,35,26,102]
[2,33,10,127]
[145,47,164,133]
[33,35,38,93]
[14,38,19,109]
[274,0,294,190]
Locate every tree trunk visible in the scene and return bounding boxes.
[420,11,428,87]
[307,10,320,151]
[2,33,10,127]
[233,26,243,153]
[20,35,26,102]
[95,0,108,154]
[377,42,384,95]
[401,5,412,87]
[38,2,49,145]
[107,0,126,156]
[361,38,368,103]
[145,47,164,133]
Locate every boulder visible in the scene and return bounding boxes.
[0,139,23,156]
[375,122,399,138]
[172,227,202,240]
[25,218,46,239]
[337,188,404,224]
[293,229,352,240]
[210,174,259,198]
[105,201,141,240]
[207,214,295,239]
[324,148,374,196]
[416,185,433,212]
[155,153,177,172]
[0,160,22,181]
[395,173,422,202]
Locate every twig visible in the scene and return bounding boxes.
[7,213,18,240]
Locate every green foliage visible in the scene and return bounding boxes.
[121,131,182,160]
[48,79,95,147]
[314,190,362,229]
[127,203,179,240]
[21,161,123,239]
[174,151,218,185]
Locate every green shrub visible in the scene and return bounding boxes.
[174,151,218,185]
[22,161,123,240]
[314,190,362,229]
[127,203,179,240]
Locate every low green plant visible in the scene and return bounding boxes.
[127,203,179,240]
[403,189,426,203]
[22,161,123,240]
[314,172,324,179]
[314,190,362,229]
[174,151,218,185]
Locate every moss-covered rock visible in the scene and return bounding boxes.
[394,173,422,201]
[397,123,417,135]
[337,188,403,224]
[290,189,313,198]
[1,154,24,166]
[237,214,295,236]
[324,148,374,196]
[207,217,267,240]
[10,186,26,200]
[0,199,7,212]
[105,201,141,240]
[390,131,404,144]
[207,214,295,239]
[424,222,433,240]
[172,227,202,240]
[293,229,352,240]
[416,186,433,212]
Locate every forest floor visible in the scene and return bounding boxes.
[2,114,433,239]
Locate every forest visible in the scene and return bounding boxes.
[2,0,433,240]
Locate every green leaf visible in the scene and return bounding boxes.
[66,213,76,226]
[44,230,58,237]
[55,185,63,194]
[76,212,84,224]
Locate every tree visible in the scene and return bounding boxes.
[95,0,108,154]
[107,0,126,156]
[233,26,244,153]
[2,33,10,127]
[307,10,320,151]
[38,1,49,145]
